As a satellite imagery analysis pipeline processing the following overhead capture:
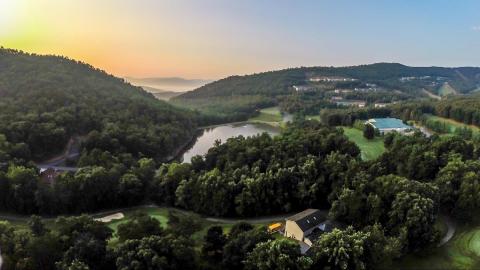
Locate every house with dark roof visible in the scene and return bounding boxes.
[284,209,334,253]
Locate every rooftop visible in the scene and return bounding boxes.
[367,118,411,130]
[286,209,326,232]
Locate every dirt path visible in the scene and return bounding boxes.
[438,215,456,247]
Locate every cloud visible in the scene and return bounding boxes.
[472,26,480,31]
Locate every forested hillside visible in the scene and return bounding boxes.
[171,69,306,122]
[0,48,198,162]
[173,63,480,121]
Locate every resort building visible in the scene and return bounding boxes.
[335,100,366,108]
[365,118,413,134]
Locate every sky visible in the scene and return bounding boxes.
[1,0,480,79]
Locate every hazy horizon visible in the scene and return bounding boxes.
[2,0,479,79]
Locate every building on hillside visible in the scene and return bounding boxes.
[374,103,390,108]
[365,118,413,134]
[309,76,357,82]
[334,89,353,94]
[335,100,366,108]
[293,85,312,92]
[284,209,336,254]
[39,168,60,185]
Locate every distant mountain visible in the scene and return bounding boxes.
[125,76,211,92]
[176,63,480,100]
[140,85,183,100]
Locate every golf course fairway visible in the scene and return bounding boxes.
[390,224,480,270]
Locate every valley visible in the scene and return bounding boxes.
[2,49,480,270]
[3,1,480,269]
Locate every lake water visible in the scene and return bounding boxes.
[181,123,281,163]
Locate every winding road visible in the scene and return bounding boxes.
[36,137,80,172]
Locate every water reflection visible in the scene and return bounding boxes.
[181,123,280,163]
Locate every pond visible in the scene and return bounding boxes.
[181,123,281,163]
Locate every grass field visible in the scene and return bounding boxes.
[426,115,480,135]
[105,207,171,234]
[249,106,283,123]
[390,223,480,270]
[438,82,458,96]
[342,127,385,160]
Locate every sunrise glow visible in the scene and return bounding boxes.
[1,0,479,79]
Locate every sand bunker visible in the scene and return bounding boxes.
[94,212,125,223]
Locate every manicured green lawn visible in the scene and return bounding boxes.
[389,223,480,270]
[249,106,282,123]
[342,127,385,160]
[106,207,170,234]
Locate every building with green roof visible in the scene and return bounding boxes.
[365,118,413,134]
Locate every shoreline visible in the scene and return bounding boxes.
[164,131,202,163]
[198,119,283,129]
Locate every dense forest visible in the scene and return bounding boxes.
[434,95,480,126]
[3,49,480,269]
[0,48,198,163]
[171,68,306,122]
[3,119,480,269]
